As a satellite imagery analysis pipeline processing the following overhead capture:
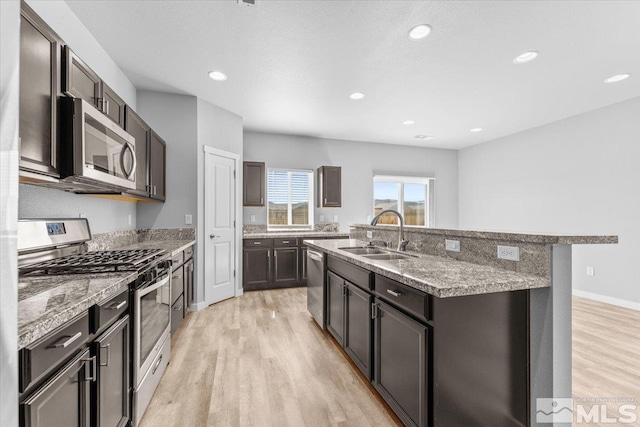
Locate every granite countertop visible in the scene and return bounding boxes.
[304,239,549,298]
[243,231,350,239]
[17,238,196,350]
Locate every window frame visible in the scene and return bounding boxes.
[267,168,315,231]
[373,175,435,228]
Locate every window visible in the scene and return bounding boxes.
[373,176,434,227]
[267,169,314,229]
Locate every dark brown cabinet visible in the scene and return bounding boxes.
[92,316,130,427]
[317,166,341,207]
[101,82,126,128]
[148,130,166,201]
[243,245,272,290]
[21,349,92,427]
[373,299,429,427]
[243,161,265,206]
[124,107,150,198]
[19,3,63,178]
[345,282,373,379]
[273,247,299,285]
[299,246,308,284]
[326,271,345,346]
[63,46,101,108]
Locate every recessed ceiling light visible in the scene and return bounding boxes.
[403,120,415,125]
[513,51,538,64]
[409,24,432,40]
[470,128,483,133]
[414,135,434,140]
[604,73,630,83]
[349,92,365,100]
[208,71,227,81]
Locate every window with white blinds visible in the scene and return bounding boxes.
[267,169,314,229]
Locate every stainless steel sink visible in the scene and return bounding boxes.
[339,247,388,255]
[362,253,413,261]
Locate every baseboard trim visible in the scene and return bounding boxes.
[191,301,208,311]
[572,289,640,311]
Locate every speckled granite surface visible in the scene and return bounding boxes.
[243,222,341,235]
[244,231,349,239]
[18,236,195,349]
[18,272,135,349]
[305,239,549,298]
[88,228,195,251]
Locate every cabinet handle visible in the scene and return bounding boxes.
[253,241,261,245]
[100,344,111,367]
[105,300,126,310]
[261,197,264,204]
[48,331,82,348]
[152,354,163,375]
[324,198,327,205]
[104,99,110,115]
[282,240,289,244]
[267,250,271,258]
[386,289,402,297]
[371,303,377,319]
[154,185,157,196]
[83,356,97,382]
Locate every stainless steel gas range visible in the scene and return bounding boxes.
[18,218,172,426]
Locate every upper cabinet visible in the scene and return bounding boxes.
[124,106,150,198]
[19,3,63,179]
[243,161,265,206]
[148,130,166,201]
[317,166,342,207]
[63,46,127,128]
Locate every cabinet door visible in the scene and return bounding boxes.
[374,300,429,427]
[273,247,299,286]
[19,5,62,177]
[21,349,92,427]
[149,130,166,201]
[345,282,372,379]
[243,248,271,290]
[93,316,130,427]
[318,166,341,207]
[63,46,101,108]
[326,271,345,346]
[101,82,126,128]
[299,246,308,285]
[185,259,194,307]
[243,162,265,206]
[124,106,150,197]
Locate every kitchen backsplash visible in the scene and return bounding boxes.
[243,223,340,234]
[88,228,195,251]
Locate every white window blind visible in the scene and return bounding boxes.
[267,169,313,229]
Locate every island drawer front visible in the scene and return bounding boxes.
[375,275,431,322]
[243,238,272,248]
[171,251,184,269]
[91,288,129,334]
[273,238,298,247]
[184,245,194,261]
[20,312,89,393]
[328,256,372,291]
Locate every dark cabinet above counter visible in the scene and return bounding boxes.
[243,161,265,206]
[317,166,341,207]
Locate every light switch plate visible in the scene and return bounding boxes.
[586,266,595,276]
[366,231,373,239]
[445,239,460,252]
[128,214,132,226]
[497,245,520,261]
[319,215,325,222]
[185,214,193,225]
[333,215,338,222]
[250,215,256,223]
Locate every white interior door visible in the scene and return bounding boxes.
[204,148,237,305]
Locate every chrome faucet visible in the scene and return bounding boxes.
[370,209,409,251]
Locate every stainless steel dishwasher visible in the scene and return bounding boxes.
[306,249,325,328]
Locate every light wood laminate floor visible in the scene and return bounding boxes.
[140,290,639,427]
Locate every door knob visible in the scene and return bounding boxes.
[210,234,218,239]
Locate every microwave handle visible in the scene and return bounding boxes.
[120,142,137,179]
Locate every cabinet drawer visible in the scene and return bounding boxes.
[171,251,183,269]
[243,238,272,248]
[20,312,89,393]
[375,275,431,322]
[184,245,194,261]
[273,238,298,247]
[171,266,184,305]
[328,256,372,291]
[90,289,129,334]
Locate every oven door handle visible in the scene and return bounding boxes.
[136,275,170,297]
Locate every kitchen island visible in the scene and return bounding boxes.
[305,228,616,427]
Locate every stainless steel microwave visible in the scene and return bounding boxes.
[61,97,136,191]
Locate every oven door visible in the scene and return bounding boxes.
[134,273,170,384]
[66,97,137,191]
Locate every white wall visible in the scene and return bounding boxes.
[19,1,139,233]
[1,1,20,425]
[136,91,198,230]
[243,132,459,231]
[459,97,640,306]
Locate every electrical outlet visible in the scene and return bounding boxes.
[497,245,520,261]
[586,266,595,276]
[333,215,338,222]
[319,215,325,222]
[128,214,132,226]
[250,215,256,223]
[79,213,86,218]
[366,230,373,239]
[366,214,372,222]
[185,214,193,225]
[445,239,460,252]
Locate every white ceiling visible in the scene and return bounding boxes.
[65,0,640,149]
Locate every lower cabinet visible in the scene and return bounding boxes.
[373,299,430,427]
[92,316,130,427]
[326,271,345,346]
[21,349,92,427]
[273,247,299,285]
[344,282,372,379]
[243,246,272,290]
